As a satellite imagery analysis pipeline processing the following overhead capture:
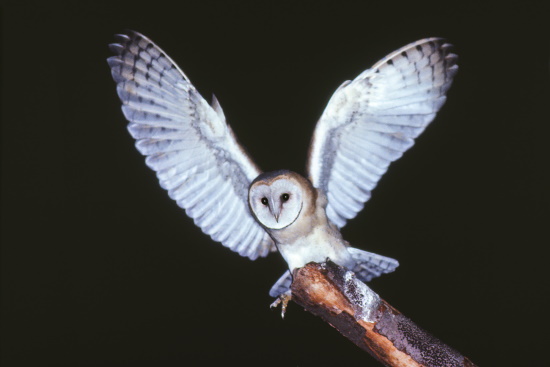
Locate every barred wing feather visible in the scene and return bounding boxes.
[108,31,275,260]
[308,38,458,228]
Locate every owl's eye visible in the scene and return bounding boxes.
[281,193,290,201]
[261,197,268,205]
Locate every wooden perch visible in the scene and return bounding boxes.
[290,261,478,367]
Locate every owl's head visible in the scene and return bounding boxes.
[248,170,314,230]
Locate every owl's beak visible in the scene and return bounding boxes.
[269,198,281,222]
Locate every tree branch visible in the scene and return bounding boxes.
[290,261,478,367]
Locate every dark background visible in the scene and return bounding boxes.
[2,1,549,366]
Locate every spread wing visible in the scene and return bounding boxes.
[108,31,275,260]
[307,38,458,228]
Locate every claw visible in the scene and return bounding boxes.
[270,291,292,319]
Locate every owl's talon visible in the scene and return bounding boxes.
[270,291,292,319]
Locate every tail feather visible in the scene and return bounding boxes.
[348,247,399,282]
[268,249,398,298]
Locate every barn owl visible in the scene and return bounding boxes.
[108,31,458,311]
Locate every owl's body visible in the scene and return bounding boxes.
[108,32,457,300]
[248,170,398,297]
[254,171,348,268]
[276,220,349,273]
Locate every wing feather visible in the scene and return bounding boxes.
[308,38,458,227]
[108,31,275,260]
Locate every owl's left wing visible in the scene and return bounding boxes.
[108,31,275,260]
[307,38,458,228]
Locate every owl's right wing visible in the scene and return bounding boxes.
[108,31,276,260]
[307,38,458,228]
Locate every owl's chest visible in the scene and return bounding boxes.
[276,225,352,271]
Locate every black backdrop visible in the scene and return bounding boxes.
[2,1,549,366]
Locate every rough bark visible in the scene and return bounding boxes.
[290,261,478,367]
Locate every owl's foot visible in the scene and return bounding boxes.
[270,291,292,319]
